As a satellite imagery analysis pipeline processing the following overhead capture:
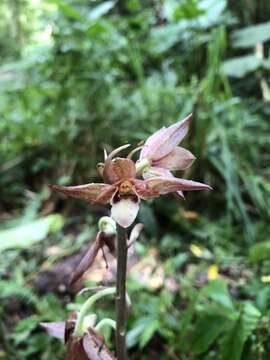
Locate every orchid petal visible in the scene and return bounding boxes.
[66,336,89,360]
[111,195,140,228]
[70,235,102,285]
[133,178,159,199]
[128,223,144,246]
[139,127,167,160]
[83,329,116,359]
[155,146,196,170]
[96,185,118,203]
[106,144,130,161]
[103,158,136,184]
[142,166,173,179]
[40,321,65,341]
[140,114,192,161]
[141,168,186,198]
[145,176,212,194]
[51,183,114,204]
[177,191,185,199]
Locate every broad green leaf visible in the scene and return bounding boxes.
[249,241,270,262]
[13,316,41,345]
[0,214,64,251]
[87,1,115,21]
[149,22,187,54]
[127,320,148,348]
[0,280,38,304]
[220,302,261,360]
[197,0,227,28]
[232,21,270,48]
[192,315,230,354]
[48,0,84,22]
[179,293,200,348]
[222,55,263,78]
[201,280,235,311]
[139,319,159,348]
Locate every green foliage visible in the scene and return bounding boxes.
[0,0,270,359]
[249,241,270,262]
[231,21,270,48]
[222,55,270,78]
[0,214,64,251]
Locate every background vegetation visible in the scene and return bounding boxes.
[0,0,270,359]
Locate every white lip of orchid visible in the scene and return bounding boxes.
[135,158,151,175]
[111,196,140,228]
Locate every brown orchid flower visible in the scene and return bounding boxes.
[51,122,211,228]
[41,312,116,360]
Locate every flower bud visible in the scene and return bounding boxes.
[98,216,116,236]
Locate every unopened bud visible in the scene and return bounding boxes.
[98,216,116,236]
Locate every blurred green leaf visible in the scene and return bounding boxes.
[0,215,64,251]
[48,0,84,21]
[127,321,147,348]
[232,21,270,48]
[139,319,159,348]
[222,55,264,78]
[249,241,270,262]
[87,1,115,21]
[192,315,230,354]
[220,303,261,360]
[201,280,235,311]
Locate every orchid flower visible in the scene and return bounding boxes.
[44,320,116,360]
[41,300,116,359]
[51,125,211,228]
[137,114,195,175]
[136,114,205,197]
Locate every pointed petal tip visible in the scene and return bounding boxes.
[200,183,213,191]
[146,176,212,194]
[176,112,192,127]
[177,190,185,199]
[186,113,192,122]
[40,321,65,341]
[49,184,70,193]
[107,144,131,160]
[50,184,64,192]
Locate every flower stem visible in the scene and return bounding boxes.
[95,318,116,332]
[115,224,128,360]
[74,287,115,337]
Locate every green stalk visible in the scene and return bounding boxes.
[74,287,115,337]
[115,224,128,359]
[95,318,116,332]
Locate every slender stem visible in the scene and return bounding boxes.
[74,287,115,337]
[115,224,128,360]
[95,318,116,332]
